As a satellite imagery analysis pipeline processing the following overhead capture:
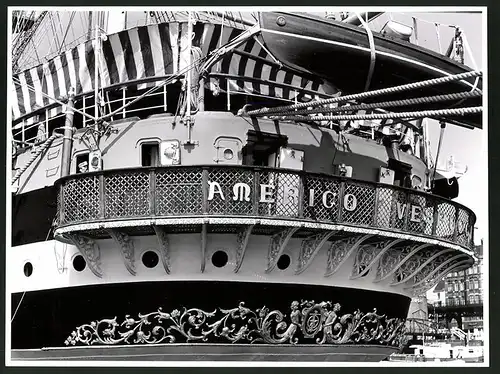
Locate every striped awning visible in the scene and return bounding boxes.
[12,20,337,125]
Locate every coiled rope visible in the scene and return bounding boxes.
[12,133,62,185]
[267,106,482,123]
[247,70,482,117]
[259,90,481,118]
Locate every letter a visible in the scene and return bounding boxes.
[208,181,225,201]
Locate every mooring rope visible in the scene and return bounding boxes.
[266,106,482,123]
[246,70,482,116]
[258,90,481,118]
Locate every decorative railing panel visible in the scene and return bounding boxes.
[55,165,476,249]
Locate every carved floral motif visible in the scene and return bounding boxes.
[64,300,407,348]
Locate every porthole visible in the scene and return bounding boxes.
[212,250,229,268]
[142,251,159,268]
[277,254,291,270]
[23,262,33,277]
[73,255,86,272]
[223,148,234,160]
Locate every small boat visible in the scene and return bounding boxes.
[259,12,482,129]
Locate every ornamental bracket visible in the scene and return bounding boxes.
[107,229,136,276]
[325,234,373,277]
[153,225,171,274]
[390,248,454,286]
[234,224,255,273]
[64,233,103,278]
[266,227,299,273]
[374,243,433,283]
[296,230,337,275]
[350,238,404,280]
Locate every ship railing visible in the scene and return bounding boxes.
[12,75,175,149]
[55,165,476,250]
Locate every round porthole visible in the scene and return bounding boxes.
[142,251,159,268]
[73,255,86,272]
[223,148,234,160]
[212,250,229,268]
[277,254,291,270]
[23,262,33,277]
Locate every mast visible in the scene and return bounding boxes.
[186,11,193,122]
[94,11,99,131]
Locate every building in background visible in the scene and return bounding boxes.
[428,241,484,340]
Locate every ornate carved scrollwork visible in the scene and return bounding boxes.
[65,233,103,278]
[296,231,337,275]
[234,225,254,273]
[152,226,170,274]
[375,243,432,283]
[106,229,136,276]
[64,300,407,349]
[266,227,299,273]
[325,234,373,277]
[350,239,404,279]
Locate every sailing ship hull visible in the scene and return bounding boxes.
[259,12,482,129]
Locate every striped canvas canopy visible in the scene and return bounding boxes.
[11,20,337,125]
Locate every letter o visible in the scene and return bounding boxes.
[343,194,357,212]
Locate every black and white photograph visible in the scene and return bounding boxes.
[7,6,488,366]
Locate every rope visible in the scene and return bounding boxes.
[12,133,62,185]
[258,90,481,118]
[246,70,482,116]
[11,291,26,323]
[266,106,482,123]
[356,12,376,91]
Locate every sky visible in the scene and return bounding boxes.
[13,9,486,242]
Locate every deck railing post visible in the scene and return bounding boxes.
[202,167,208,214]
[372,186,379,227]
[59,184,65,225]
[253,168,260,216]
[432,202,439,236]
[149,169,156,216]
[298,172,304,218]
[453,207,460,243]
[337,180,345,223]
[99,174,105,219]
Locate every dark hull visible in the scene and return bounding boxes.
[259,12,482,129]
[11,281,410,362]
[11,344,400,362]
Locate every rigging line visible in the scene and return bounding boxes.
[57,11,76,54]
[10,291,26,323]
[261,91,482,118]
[247,70,482,116]
[12,76,97,121]
[49,13,61,57]
[356,12,376,91]
[267,106,482,123]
